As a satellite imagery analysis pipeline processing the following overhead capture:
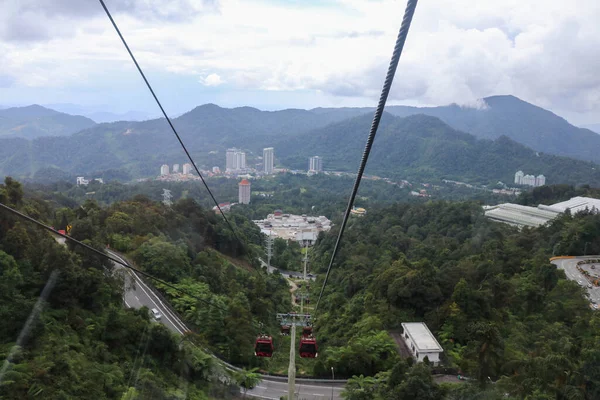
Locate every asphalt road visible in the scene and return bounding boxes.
[260,258,317,281]
[108,250,189,335]
[552,256,600,307]
[108,250,344,399]
[247,380,343,400]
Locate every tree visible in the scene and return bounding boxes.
[234,367,262,398]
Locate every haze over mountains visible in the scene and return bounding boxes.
[2,95,600,186]
[0,105,96,139]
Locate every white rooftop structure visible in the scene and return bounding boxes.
[401,322,443,365]
[253,213,331,245]
[484,196,600,227]
[484,203,560,227]
[547,196,600,214]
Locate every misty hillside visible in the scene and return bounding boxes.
[314,96,600,164]
[276,112,600,186]
[0,105,96,139]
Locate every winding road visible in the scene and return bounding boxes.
[108,250,344,399]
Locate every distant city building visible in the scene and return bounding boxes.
[183,163,192,175]
[212,166,220,174]
[514,170,546,187]
[226,149,236,171]
[401,322,443,365]
[76,177,89,186]
[160,164,170,176]
[238,179,251,204]
[308,156,323,173]
[173,164,180,173]
[94,178,104,184]
[226,148,247,171]
[536,174,546,186]
[263,147,274,174]
[514,170,524,184]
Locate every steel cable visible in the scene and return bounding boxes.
[314,0,419,315]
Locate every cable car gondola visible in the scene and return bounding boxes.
[299,336,318,358]
[254,335,274,357]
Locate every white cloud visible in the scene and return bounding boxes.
[1,0,600,122]
[199,73,224,86]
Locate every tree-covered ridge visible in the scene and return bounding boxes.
[0,104,96,139]
[277,112,600,186]
[309,200,600,398]
[0,177,291,398]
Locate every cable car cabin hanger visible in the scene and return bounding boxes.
[254,335,274,357]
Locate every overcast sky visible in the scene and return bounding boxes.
[1,0,599,124]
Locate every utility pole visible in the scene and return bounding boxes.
[303,241,309,281]
[277,313,312,400]
[288,324,296,400]
[161,188,173,207]
[265,234,274,270]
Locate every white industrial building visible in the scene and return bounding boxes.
[401,322,443,365]
[484,196,600,227]
[253,213,331,246]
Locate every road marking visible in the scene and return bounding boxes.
[135,295,140,301]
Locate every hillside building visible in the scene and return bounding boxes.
[238,179,251,204]
[226,148,247,171]
[308,156,323,173]
[514,170,546,187]
[401,322,443,365]
[173,164,180,173]
[484,196,600,227]
[183,163,192,175]
[263,147,274,174]
[514,170,524,184]
[160,164,169,176]
[253,212,331,246]
[351,207,367,216]
[536,174,546,186]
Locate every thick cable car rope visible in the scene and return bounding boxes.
[314,0,419,315]
[0,201,229,313]
[97,0,241,246]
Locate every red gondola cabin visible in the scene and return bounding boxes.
[299,336,318,358]
[254,335,274,357]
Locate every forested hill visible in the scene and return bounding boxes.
[0,104,96,139]
[0,177,291,398]
[309,200,600,398]
[277,112,600,186]
[0,104,368,180]
[314,95,600,164]
[2,99,599,186]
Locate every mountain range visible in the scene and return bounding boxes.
[313,95,600,164]
[0,105,96,139]
[2,96,600,187]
